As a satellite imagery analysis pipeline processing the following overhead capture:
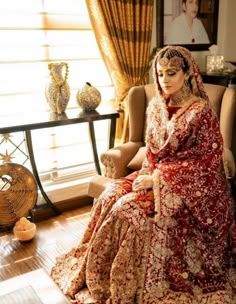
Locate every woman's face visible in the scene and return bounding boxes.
[183,0,199,19]
[156,61,188,97]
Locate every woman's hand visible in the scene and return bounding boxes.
[132,175,153,191]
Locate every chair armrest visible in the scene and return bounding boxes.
[220,87,236,178]
[100,141,144,178]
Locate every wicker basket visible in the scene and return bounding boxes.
[0,163,38,230]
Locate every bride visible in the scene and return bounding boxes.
[51,45,236,304]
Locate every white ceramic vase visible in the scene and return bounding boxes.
[45,62,70,114]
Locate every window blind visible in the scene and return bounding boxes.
[0,0,114,185]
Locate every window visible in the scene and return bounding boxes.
[0,0,115,188]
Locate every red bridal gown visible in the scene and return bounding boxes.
[51,96,236,303]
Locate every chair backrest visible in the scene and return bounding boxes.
[127,83,236,177]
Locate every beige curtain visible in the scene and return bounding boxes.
[86,0,154,143]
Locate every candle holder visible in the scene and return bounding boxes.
[206,55,224,74]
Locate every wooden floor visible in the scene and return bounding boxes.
[0,204,92,282]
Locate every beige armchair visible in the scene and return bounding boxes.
[88,83,236,199]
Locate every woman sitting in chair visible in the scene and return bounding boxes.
[51,46,236,303]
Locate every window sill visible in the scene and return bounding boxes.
[33,176,94,222]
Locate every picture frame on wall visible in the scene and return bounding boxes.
[156,0,219,51]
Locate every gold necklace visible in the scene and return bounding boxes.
[169,85,192,107]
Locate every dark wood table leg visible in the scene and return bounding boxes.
[88,118,117,175]
[88,121,102,175]
[109,117,117,149]
[25,130,61,215]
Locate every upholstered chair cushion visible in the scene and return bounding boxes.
[127,146,146,170]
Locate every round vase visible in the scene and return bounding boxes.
[76,82,101,111]
[45,62,70,114]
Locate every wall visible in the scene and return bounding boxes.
[152,0,236,72]
[193,0,236,71]
[218,0,236,62]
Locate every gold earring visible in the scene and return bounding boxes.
[184,79,189,87]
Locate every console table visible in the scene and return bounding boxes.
[201,71,236,87]
[0,107,119,215]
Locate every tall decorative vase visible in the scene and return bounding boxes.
[45,62,70,114]
[76,82,101,112]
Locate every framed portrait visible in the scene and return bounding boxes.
[156,0,219,51]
